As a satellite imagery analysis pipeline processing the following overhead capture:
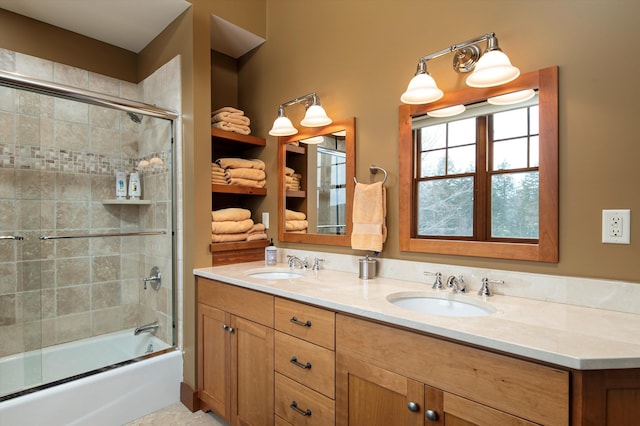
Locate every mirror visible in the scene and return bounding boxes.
[278,117,356,246]
[399,67,558,262]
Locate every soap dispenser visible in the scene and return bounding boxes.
[265,239,277,265]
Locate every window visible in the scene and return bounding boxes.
[398,66,558,262]
[415,104,540,242]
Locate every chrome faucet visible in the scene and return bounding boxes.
[287,255,309,270]
[134,321,159,335]
[446,275,467,294]
[312,257,324,271]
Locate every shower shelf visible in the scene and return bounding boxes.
[102,199,152,205]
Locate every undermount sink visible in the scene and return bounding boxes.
[246,268,304,280]
[387,291,496,317]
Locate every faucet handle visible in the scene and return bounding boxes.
[312,257,325,271]
[424,271,444,290]
[478,278,504,297]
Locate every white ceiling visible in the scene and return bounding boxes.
[0,0,191,53]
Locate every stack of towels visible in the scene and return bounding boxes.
[211,208,267,243]
[212,158,266,188]
[350,181,387,252]
[285,167,302,191]
[211,107,251,135]
[285,209,308,233]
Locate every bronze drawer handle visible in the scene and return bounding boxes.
[290,356,312,370]
[290,316,312,327]
[290,401,312,417]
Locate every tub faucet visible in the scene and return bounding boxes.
[446,275,467,294]
[134,321,159,335]
[287,255,308,270]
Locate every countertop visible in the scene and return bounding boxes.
[194,261,640,370]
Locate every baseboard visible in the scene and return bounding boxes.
[180,382,200,412]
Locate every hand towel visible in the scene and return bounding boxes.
[224,168,266,181]
[285,209,306,220]
[211,218,254,234]
[226,178,266,188]
[212,232,249,243]
[211,208,251,222]
[216,158,265,170]
[351,181,386,252]
[285,219,309,231]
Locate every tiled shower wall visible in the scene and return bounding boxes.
[0,49,179,357]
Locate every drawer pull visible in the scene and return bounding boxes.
[290,401,312,417]
[290,316,312,327]
[290,356,312,370]
[221,324,234,333]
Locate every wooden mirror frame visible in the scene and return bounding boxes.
[278,117,356,246]
[399,67,558,262]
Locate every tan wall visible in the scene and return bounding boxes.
[0,9,137,82]
[240,0,640,283]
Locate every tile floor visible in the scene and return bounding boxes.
[124,403,228,425]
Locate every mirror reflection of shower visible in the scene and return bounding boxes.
[127,111,143,123]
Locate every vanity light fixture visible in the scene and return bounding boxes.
[487,88,536,105]
[401,32,520,104]
[268,92,332,136]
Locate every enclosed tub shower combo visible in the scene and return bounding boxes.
[0,63,180,425]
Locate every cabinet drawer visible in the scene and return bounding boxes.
[197,278,274,327]
[275,331,335,399]
[275,298,335,349]
[275,373,335,426]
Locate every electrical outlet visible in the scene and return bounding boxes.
[602,209,631,244]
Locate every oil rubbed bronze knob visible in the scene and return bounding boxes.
[426,409,439,421]
[407,401,419,412]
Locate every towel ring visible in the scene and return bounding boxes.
[354,165,387,185]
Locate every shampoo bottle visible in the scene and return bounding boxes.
[128,172,141,200]
[265,239,277,265]
[115,171,127,199]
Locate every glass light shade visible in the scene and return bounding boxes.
[466,50,520,88]
[300,135,325,144]
[487,89,536,105]
[401,73,444,104]
[300,105,332,127]
[427,104,466,118]
[269,116,298,136]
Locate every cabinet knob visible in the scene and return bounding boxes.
[290,316,312,327]
[425,409,439,421]
[407,401,419,412]
[290,401,312,417]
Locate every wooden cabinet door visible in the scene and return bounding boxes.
[336,353,424,426]
[231,315,275,426]
[198,303,231,421]
[424,386,539,426]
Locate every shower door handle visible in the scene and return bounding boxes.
[0,235,24,240]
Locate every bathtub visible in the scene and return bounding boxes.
[0,329,182,426]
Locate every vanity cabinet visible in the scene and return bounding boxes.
[336,314,569,426]
[197,277,275,425]
[210,128,268,265]
[273,298,336,425]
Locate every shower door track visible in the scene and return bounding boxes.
[39,231,167,240]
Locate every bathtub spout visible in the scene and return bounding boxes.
[134,321,159,335]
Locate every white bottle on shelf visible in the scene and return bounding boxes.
[128,172,141,200]
[115,171,127,199]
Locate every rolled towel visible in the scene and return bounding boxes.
[286,209,306,220]
[211,208,251,222]
[211,218,254,234]
[212,232,249,243]
[224,168,266,181]
[211,106,244,116]
[216,158,265,170]
[212,113,250,126]
[226,177,266,188]
[285,219,309,231]
[246,232,268,241]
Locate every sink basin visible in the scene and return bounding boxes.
[246,268,304,280]
[387,292,496,317]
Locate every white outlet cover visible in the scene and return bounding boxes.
[602,209,631,244]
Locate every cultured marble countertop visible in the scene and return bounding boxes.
[194,261,640,370]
